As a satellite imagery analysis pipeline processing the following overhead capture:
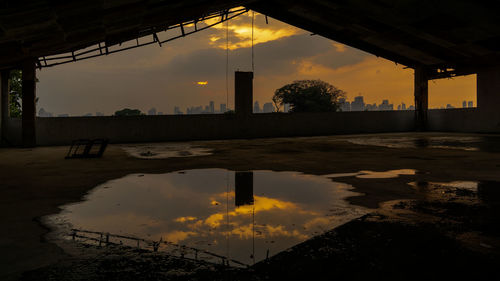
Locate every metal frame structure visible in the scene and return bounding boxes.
[37,7,248,69]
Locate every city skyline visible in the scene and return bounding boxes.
[35,12,476,117]
[37,94,476,117]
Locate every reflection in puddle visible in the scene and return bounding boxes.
[47,169,369,265]
[120,143,213,159]
[408,180,500,204]
[409,181,479,192]
[344,136,493,151]
[325,169,416,179]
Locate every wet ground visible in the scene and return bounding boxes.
[1,132,500,280]
[46,169,373,266]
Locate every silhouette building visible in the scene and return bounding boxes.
[351,96,365,111]
[147,108,157,116]
[209,101,215,113]
[254,101,261,113]
[174,106,183,115]
[283,103,291,113]
[338,98,351,112]
[220,103,227,113]
[262,102,274,113]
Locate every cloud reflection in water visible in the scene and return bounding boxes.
[52,169,369,264]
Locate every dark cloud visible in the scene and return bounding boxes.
[158,33,367,80]
[311,45,370,70]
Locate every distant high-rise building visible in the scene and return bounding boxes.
[38,108,53,117]
[468,101,473,108]
[96,112,104,116]
[190,106,201,114]
[83,113,93,117]
[220,103,227,113]
[408,105,415,110]
[397,105,401,110]
[446,104,454,109]
[284,103,291,113]
[262,102,274,113]
[253,101,261,113]
[379,99,393,111]
[462,101,467,108]
[209,101,215,113]
[338,98,351,112]
[365,103,377,111]
[148,107,157,115]
[174,106,183,115]
[401,103,406,110]
[351,96,365,111]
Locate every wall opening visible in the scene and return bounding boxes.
[428,74,476,109]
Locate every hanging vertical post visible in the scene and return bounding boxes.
[1,70,9,143]
[414,66,428,131]
[234,71,253,118]
[22,59,37,147]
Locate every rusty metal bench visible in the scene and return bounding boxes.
[65,138,108,159]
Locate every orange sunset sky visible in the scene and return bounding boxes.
[36,10,476,115]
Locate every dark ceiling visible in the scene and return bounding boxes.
[1,0,499,78]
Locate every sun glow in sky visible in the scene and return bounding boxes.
[35,10,476,116]
[206,13,300,50]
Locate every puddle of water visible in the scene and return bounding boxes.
[120,143,213,159]
[47,169,369,265]
[325,169,416,179]
[343,136,492,151]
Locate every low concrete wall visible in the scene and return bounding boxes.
[6,109,498,146]
[4,118,21,145]
[6,110,415,146]
[428,108,500,133]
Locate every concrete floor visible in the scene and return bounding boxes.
[1,132,500,280]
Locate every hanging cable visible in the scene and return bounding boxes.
[226,17,229,111]
[252,202,255,265]
[226,171,230,259]
[251,10,255,73]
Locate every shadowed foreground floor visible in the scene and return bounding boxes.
[1,132,500,280]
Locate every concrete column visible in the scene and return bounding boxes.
[22,60,36,147]
[235,71,253,118]
[414,66,428,131]
[477,66,500,113]
[477,66,500,131]
[1,70,9,143]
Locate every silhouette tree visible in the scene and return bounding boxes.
[272,80,346,113]
[9,70,23,117]
[114,108,143,116]
[8,70,39,117]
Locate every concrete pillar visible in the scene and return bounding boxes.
[234,71,253,118]
[22,60,36,147]
[1,70,9,143]
[477,66,500,113]
[414,66,428,131]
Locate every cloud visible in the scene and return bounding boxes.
[206,11,303,50]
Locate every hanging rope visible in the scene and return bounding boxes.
[225,17,229,111]
[251,10,255,73]
[226,171,230,259]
